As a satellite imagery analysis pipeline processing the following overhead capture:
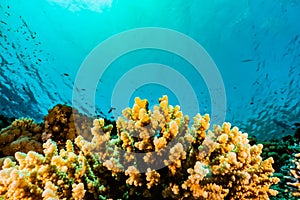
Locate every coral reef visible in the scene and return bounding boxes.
[0,118,43,162]
[42,104,94,149]
[0,105,94,168]
[0,96,280,199]
[248,127,300,200]
[256,130,300,173]
[0,140,86,199]
[284,152,300,198]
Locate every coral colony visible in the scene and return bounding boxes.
[0,95,298,199]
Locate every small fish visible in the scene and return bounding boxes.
[108,107,116,113]
[240,59,253,63]
[0,54,10,65]
[63,73,69,76]
[0,20,7,25]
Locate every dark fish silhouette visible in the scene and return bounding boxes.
[0,20,7,25]
[0,54,10,65]
[108,107,116,113]
[240,59,253,62]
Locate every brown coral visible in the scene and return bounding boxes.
[0,118,43,158]
[0,105,95,169]
[43,104,94,149]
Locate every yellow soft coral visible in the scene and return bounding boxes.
[0,96,280,200]
[0,139,89,200]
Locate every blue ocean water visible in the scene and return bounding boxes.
[0,0,299,140]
